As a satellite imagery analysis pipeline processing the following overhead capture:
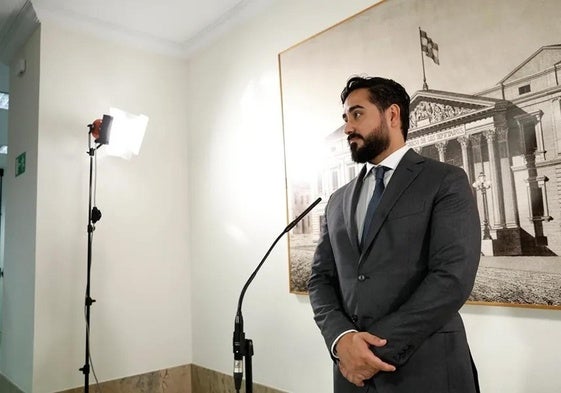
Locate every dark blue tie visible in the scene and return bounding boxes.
[361,165,389,246]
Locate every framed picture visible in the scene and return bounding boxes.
[279,0,561,309]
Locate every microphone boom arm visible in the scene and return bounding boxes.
[232,197,322,393]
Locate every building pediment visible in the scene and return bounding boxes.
[499,45,561,85]
[409,89,505,132]
[324,89,509,141]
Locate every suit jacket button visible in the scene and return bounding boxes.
[351,315,359,323]
[358,274,366,281]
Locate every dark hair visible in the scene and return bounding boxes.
[341,76,410,139]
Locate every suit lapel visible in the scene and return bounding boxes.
[343,164,367,256]
[360,150,425,259]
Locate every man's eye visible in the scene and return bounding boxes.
[353,112,362,119]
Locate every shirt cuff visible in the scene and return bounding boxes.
[331,329,358,358]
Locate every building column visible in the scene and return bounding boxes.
[484,129,506,229]
[470,134,483,171]
[496,124,520,228]
[522,153,549,246]
[515,111,546,162]
[435,140,448,162]
[469,133,485,237]
[552,96,561,156]
[534,111,546,161]
[457,135,474,184]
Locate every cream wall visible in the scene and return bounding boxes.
[187,0,561,393]
[32,21,192,392]
[0,25,41,393]
[1,20,193,392]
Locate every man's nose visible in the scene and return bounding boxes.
[344,122,354,135]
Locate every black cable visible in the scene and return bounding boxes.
[83,302,102,393]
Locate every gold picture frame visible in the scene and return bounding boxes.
[279,0,561,309]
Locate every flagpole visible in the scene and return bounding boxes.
[419,27,428,90]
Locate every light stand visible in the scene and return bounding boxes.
[79,115,112,393]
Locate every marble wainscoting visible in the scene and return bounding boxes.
[59,364,191,393]
[191,364,287,393]
[58,364,286,393]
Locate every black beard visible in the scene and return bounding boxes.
[349,123,390,163]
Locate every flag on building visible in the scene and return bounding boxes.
[420,29,440,65]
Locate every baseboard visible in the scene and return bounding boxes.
[58,364,191,393]
[191,364,287,393]
[57,363,286,393]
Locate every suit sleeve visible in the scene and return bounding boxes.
[308,198,357,358]
[367,167,481,366]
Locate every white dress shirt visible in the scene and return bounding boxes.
[355,145,411,239]
[331,144,411,357]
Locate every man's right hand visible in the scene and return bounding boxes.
[335,331,396,387]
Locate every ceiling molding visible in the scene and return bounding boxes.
[31,0,274,59]
[180,0,274,57]
[34,5,188,58]
[0,0,39,64]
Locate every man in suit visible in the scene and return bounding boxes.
[308,76,481,393]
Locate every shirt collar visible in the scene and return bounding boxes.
[364,145,411,175]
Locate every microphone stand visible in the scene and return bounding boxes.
[79,125,104,393]
[232,197,322,393]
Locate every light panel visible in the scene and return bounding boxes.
[104,108,149,159]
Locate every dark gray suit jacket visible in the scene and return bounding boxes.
[309,149,481,393]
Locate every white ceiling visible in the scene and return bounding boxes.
[0,0,273,60]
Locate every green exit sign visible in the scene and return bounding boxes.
[16,152,26,177]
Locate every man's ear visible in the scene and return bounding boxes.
[386,104,401,129]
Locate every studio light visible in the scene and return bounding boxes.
[88,108,148,158]
[89,114,113,145]
[80,109,148,392]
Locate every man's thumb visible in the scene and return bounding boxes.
[362,332,387,347]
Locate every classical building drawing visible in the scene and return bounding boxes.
[298,45,561,258]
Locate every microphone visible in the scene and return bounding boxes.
[233,313,244,391]
[232,197,322,392]
[284,197,322,233]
